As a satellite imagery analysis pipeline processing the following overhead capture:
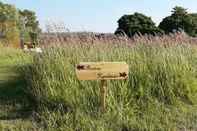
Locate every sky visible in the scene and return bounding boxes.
[2,0,197,33]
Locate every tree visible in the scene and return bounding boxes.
[190,13,197,35]
[159,6,196,36]
[0,1,41,47]
[115,12,163,37]
[0,2,20,47]
[19,9,41,45]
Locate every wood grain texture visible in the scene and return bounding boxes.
[76,62,129,80]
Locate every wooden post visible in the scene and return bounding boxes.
[76,62,129,113]
[100,80,107,112]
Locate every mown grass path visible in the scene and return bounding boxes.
[0,56,39,130]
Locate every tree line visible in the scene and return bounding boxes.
[0,1,40,47]
[0,2,197,48]
[115,6,197,37]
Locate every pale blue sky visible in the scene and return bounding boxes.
[2,0,197,33]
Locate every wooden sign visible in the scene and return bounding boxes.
[76,62,129,80]
[76,62,129,112]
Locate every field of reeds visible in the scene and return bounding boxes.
[0,33,197,131]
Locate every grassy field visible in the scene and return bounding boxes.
[0,47,41,130]
[0,35,197,130]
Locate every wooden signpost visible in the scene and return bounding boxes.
[76,62,129,112]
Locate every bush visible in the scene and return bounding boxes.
[115,13,163,37]
[159,6,197,37]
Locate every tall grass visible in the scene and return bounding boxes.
[24,36,197,130]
